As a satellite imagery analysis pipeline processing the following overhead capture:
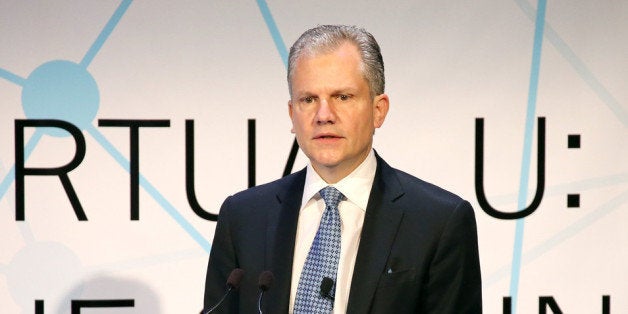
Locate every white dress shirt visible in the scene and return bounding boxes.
[289,150,377,314]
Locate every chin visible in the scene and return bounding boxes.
[310,154,343,169]
[313,158,341,168]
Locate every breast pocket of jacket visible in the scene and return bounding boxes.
[377,268,417,288]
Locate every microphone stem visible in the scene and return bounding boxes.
[205,286,233,313]
[257,290,264,314]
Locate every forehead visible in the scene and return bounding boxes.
[290,43,367,93]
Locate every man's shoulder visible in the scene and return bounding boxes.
[382,164,475,229]
[396,168,462,201]
[216,169,305,221]
[228,168,306,203]
[379,158,466,209]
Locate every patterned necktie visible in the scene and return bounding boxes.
[294,186,344,313]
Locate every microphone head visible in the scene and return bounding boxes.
[258,271,274,291]
[320,277,334,297]
[227,268,245,289]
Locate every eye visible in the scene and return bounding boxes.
[337,94,351,101]
[302,96,314,104]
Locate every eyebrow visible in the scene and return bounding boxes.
[294,86,359,98]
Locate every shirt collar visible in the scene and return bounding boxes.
[301,149,377,211]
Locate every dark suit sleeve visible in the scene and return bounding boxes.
[202,196,239,313]
[421,200,482,313]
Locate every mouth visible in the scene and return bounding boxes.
[314,133,341,140]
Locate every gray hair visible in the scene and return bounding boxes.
[287,25,385,98]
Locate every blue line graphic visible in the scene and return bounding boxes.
[80,0,133,68]
[523,189,628,265]
[484,188,628,288]
[86,125,211,253]
[0,68,27,86]
[1,0,212,254]
[513,0,628,126]
[510,0,547,312]
[548,37,628,126]
[0,130,44,201]
[256,0,289,68]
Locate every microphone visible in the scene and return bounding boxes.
[257,271,274,314]
[320,277,335,301]
[201,268,245,314]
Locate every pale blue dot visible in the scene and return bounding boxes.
[6,241,83,313]
[22,60,99,137]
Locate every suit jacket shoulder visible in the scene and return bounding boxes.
[223,168,306,215]
[390,165,466,209]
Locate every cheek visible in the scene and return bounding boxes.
[292,118,310,136]
[354,112,375,132]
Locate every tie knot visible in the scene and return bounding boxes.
[319,186,343,209]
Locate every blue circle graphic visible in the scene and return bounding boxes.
[6,241,83,312]
[22,60,99,137]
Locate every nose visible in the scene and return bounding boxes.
[315,98,336,124]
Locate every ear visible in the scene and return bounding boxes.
[372,94,389,128]
[288,100,295,133]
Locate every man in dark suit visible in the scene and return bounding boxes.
[203,25,482,313]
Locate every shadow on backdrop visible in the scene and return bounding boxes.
[55,275,162,314]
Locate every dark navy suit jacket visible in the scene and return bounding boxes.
[203,155,482,313]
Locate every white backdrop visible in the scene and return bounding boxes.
[1,0,627,313]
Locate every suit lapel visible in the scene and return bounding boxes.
[264,169,305,313]
[346,156,405,313]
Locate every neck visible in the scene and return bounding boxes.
[313,166,352,184]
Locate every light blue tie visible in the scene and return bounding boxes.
[294,186,343,313]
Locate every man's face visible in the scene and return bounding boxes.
[288,42,389,183]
